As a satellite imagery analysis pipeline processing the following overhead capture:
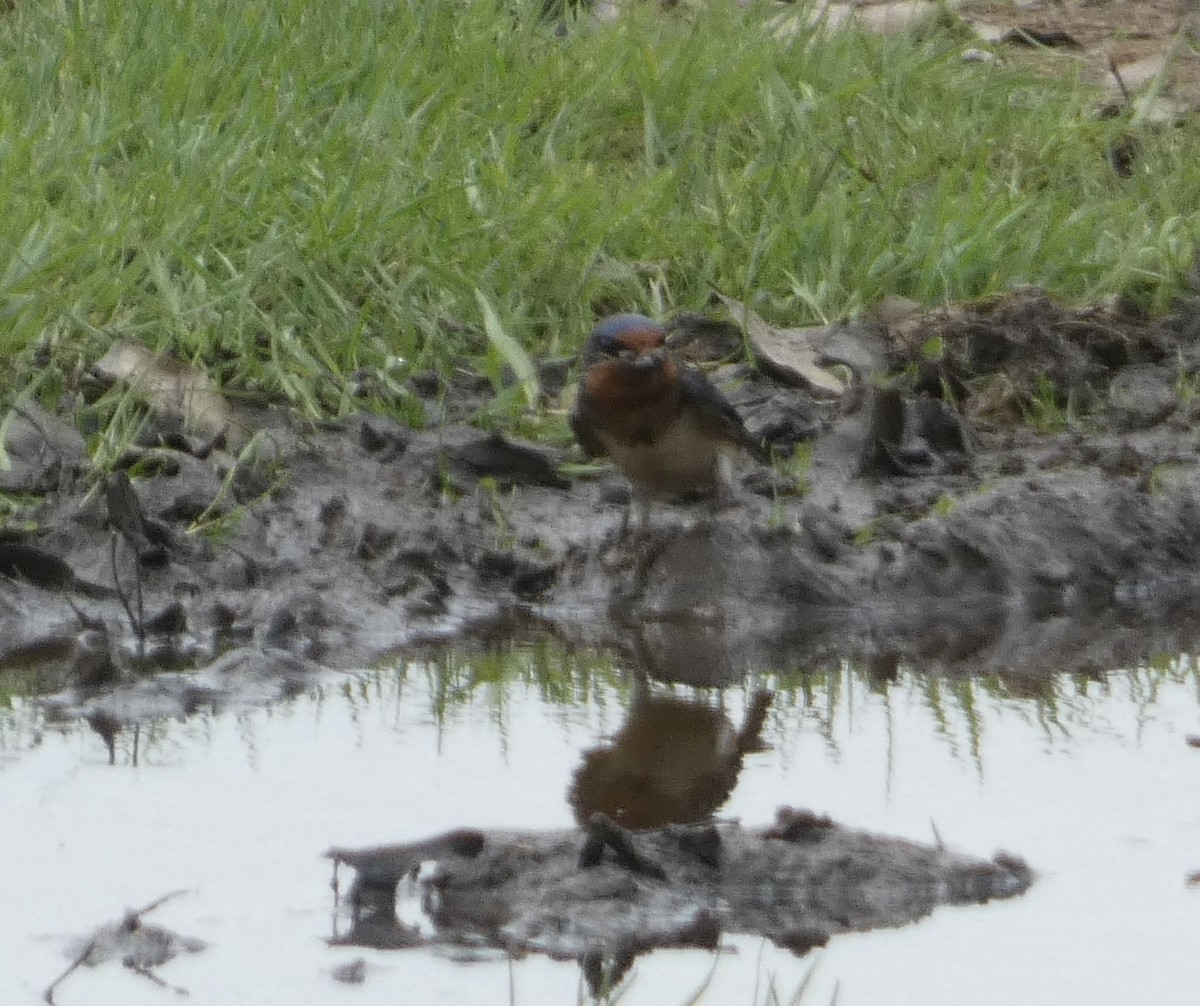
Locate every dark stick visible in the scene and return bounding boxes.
[42,890,188,1003]
[109,530,144,653]
[43,937,97,1004]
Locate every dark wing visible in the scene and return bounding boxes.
[678,366,758,451]
[569,393,608,459]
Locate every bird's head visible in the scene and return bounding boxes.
[582,314,667,368]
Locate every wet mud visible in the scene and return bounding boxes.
[11,289,1200,973]
[6,290,1200,712]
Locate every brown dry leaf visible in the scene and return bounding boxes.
[714,293,846,399]
[1108,53,1168,93]
[93,342,247,451]
[868,295,924,329]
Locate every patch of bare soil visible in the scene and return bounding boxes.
[960,0,1200,114]
[12,289,1200,971]
[5,288,1200,714]
[780,0,1200,118]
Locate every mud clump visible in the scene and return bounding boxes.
[327,807,1032,975]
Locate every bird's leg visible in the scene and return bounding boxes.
[712,452,740,512]
[620,487,653,539]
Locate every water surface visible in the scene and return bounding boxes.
[2,644,1198,1004]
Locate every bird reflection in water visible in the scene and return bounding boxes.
[569,685,773,830]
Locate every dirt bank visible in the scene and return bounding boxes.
[4,290,1200,717]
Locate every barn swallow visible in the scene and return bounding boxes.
[570,313,756,532]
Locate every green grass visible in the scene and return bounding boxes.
[1,0,1198,432]
[1020,372,1079,431]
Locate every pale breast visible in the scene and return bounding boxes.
[599,410,727,496]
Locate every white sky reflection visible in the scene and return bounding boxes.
[1,652,1198,1005]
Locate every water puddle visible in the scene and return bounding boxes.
[3,642,1199,1004]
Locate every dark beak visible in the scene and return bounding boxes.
[627,348,666,372]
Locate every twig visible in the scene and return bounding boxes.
[43,890,189,1004]
[109,530,138,647]
[125,961,189,997]
[133,546,145,656]
[108,529,146,656]
[63,593,107,632]
[43,937,97,1004]
[104,472,151,655]
[129,889,189,917]
[1107,53,1131,105]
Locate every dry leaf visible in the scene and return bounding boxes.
[715,293,846,399]
[93,341,246,451]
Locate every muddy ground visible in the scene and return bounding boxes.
[4,288,1200,714]
[10,288,1200,976]
[7,6,1200,993]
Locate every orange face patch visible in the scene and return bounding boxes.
[614,326,666,354]
[583,355,678,412]
[581,356,682,446]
